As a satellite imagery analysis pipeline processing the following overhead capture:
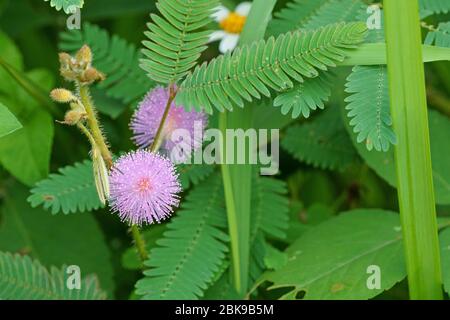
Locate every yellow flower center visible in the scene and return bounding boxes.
[220,12,246,34]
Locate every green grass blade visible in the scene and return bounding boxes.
[342,43,450,66]
[219,0,276,296]
[384,0,443,299]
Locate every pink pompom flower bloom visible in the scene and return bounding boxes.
[108,150,182,225]
[130,86,207,162]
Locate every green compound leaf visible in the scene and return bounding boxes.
[140,0,218,84]
[177,162,215,189]
[256,209,406,300]
[269,0,366,36]
[0,184,115,294]
[420,0,450,17]
[425,22,450,47]
[251,175,289,241]
[248,175,290,283]
[343,107,450,205]
[0,251,106,300]
[135,174,229,300]
[177,22,367,114]
[282,107,358,171]
[273,73,332,118]
[345,65,397,152]
[0,102,21,138]
[43,0,84,14]
[59,23,152,106]
[27,160,103,215]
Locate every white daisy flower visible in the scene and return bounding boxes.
[209,2,252,53]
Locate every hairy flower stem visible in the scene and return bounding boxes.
[131,224,149,262]
[78,84,150,263]
[79,85,113,168]
[149,85,177,153]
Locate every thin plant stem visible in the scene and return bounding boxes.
[79,84,113,168]
[77,122,96,147]
[426,86,450,117]
[131,224,149,262]
[384,0,443,300]
[149,85,177,153]
[78,83,151,264]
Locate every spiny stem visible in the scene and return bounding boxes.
[149,84,177,153]
[79,85,113,168]
[78,84,150,264]
[77,122,96,147]
[131,225,149,262]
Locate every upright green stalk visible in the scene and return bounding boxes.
[79,84,150,263]
[219,0,276,296]
[384,0,442,299]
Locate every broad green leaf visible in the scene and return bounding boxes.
[0,30,23,95]
[0,102,21,138]
[343,107,450,205]
[0,69,54,186]
[256,209,406,299]
[0,183,115,295]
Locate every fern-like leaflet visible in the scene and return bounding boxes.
[343,8,397,152]
[282,106,358,170]
[268,0,366,36]
[269,1,365,119]
[273,73,332,118]
[345,65,397,152]
[27,158,213,214]
[135,174,228,299]
[177,162,215,189]
[420,0,450,17]
[59,23,151,105]
[0,252,106,300]
[140,0,218,84]
[44,0,84,13]
[27,160,103,215]
[425,22,450,47]
[248,176,289,284]
[177,22,367,113]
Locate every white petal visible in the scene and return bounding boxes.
[219,34,240,53]
[212,5,230,22]
[209,30,226,43]
[235,2,252,16]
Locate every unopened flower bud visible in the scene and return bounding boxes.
[80,67,105,84]
[75,45,92,67]
[63,109,86,125]
[58,52,72,68]
[92,146,110,205]
[50,88,76,103]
